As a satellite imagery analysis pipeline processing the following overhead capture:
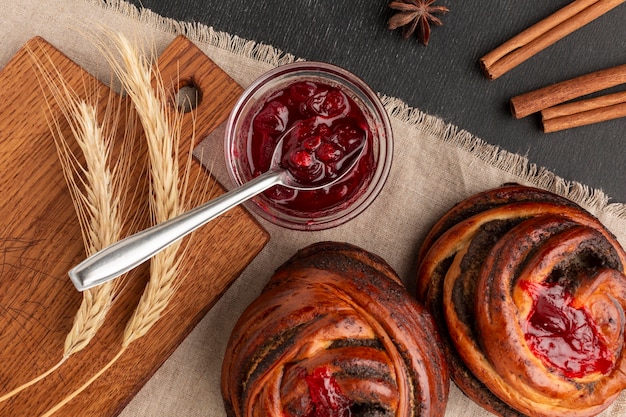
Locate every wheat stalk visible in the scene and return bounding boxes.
[0,45,136,404]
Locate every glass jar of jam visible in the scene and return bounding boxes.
[225,62,393,230]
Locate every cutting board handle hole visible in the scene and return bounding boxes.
[175,79,202,113]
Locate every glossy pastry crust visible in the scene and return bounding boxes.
[222,241,449,417]
[416,184,626,417]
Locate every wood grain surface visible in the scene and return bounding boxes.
[0,35,268,416]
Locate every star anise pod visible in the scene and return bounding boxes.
[387,0,449,46]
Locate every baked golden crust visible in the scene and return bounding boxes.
[222,242,449,417]
[416,184,626,417]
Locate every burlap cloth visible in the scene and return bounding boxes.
[2,1,626,416]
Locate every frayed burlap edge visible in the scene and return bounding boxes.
[381,95,626,219]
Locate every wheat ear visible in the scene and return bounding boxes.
[40,32,194,417]
[0,47,134,404]
[104,32,188,346]
[39,52,134,359]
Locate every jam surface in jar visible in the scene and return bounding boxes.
[247,80,374,215]
[521,280,614,378]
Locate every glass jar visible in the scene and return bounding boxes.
[224,61,393,230]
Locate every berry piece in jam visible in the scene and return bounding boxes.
[333,121,368,154]
[308,89,348,117]
[253,100,289,134]
[302,135,322,152]
[316,142,343,163]
[289,81,317,102]
[521,280,614,378]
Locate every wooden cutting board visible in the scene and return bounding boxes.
[0,35,269,416]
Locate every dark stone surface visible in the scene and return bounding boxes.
[128,0,626,203]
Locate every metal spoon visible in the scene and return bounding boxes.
[68,124,366,291]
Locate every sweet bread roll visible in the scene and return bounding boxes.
[416,184,626,417]
[222,242,449,417]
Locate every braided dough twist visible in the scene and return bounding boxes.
[223,242,449,417]
[417,184,626,417]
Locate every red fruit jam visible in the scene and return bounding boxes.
[302,367,352,417]
[521,280,614,378]
[247,80,374,215]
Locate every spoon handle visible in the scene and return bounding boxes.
[69,169,284,291]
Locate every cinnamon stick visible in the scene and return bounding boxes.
[510,63,626,118]
[542,90,626,119]
[480,0,626,80]
[541,92,626,132]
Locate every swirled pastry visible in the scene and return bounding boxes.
[416,184,626,417]
[222,242,449,417]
